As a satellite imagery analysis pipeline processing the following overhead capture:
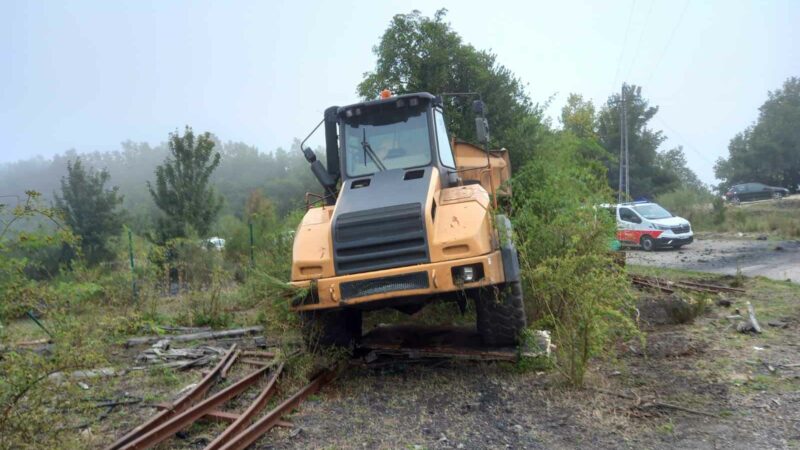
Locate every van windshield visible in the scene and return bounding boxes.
[633,204,672,220]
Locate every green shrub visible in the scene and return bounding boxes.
[511,132,637,386]
[655,187,717,230]
[529,254,637,386]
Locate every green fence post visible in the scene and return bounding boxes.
[249,222,255,267]
[128,228,137,302]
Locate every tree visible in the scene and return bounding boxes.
[597,85,679,198]
[54,158,123,265]
[656,146,705,192]
[148,126,222,241]
[561,94,597,140]
[715,77,800,191]
[358,9,545,168]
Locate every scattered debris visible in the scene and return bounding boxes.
[50,367,118,381]
[767,320,788,328]
[124,326,264,347]
[134,342,227,371]
[737,301,763,334]
[716,297,732,307]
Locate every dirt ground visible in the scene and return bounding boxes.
[90,272,800,450]
[628,235,800,283]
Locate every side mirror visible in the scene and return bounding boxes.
[472,100,486,115]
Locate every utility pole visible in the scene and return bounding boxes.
[618,83,630,203]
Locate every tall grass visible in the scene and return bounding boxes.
[657,188,800,237]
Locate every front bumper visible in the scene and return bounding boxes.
[290,251,505,311]
[655,235,694,247]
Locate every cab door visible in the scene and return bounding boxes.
[617,207,642,243]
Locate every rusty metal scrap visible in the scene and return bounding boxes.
[216,368,337,450]
[630,275,745,294]
[106,344,238,450]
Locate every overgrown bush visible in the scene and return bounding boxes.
[656,187,718,229]
[529,254,636,385]
[511,132,637,386]
[0,301,107,449]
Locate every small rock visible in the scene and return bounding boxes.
[774,246,784,251]
[77,382,90,390]
[458,444,465,449]
[439,434,448,442]
[698,258,709,263]
[716,298,732,307]
[757,235,768,240]
[253,336,267,348]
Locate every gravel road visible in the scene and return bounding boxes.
[627,235,800,282]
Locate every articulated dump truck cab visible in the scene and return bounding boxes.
[290,92,526,349]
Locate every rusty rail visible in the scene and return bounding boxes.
[205,363,285,449]
[106,344,238,450]
[217,368,337,450]
[631,275,745,295]
[122,363,277,449]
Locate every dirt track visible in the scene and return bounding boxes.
[627,235,800,282]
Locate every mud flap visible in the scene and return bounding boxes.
[495,214,521,283]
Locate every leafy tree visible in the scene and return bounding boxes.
[148,126,222,241]
[656,146,705,192]
[358,9,545,168]
[54,158,124,265]
[715,77,800,191]
[597,85,679,198]
[561,94,597,140]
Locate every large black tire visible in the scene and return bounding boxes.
[475,281,527,346]
[300,308,362,351]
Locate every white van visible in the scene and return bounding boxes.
[609,202,693,251]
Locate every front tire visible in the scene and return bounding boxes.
[475,281,527,346]
[773,191,784,200]
[640,235,656,252]
[300,308,362,352]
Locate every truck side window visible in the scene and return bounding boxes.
[619,207,641,223]
[434,109,456,169]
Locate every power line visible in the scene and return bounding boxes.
[654,115,716,167]
[625,0,655,82]
[645,0,690,85]
[611,0,637,93]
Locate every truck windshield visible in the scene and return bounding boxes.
[633,204,672,220]
[343,109,431,177]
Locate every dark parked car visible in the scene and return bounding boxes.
[725,182,790,203]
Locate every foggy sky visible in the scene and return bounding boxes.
[2,0,799,185]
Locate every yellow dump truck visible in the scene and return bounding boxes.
[290,92,525,349]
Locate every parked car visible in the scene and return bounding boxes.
[603,202,693,251]
[724,182,789,204]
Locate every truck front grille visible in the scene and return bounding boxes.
[340,272,429,300]
[333,203,429,275]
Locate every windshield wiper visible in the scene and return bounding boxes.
[361,129,386,171]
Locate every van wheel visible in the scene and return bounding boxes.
[300,308,361,352]
[640,235,656,252]
[475,281,527,346]
[773,192,783,200]
[732,196,741,205]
